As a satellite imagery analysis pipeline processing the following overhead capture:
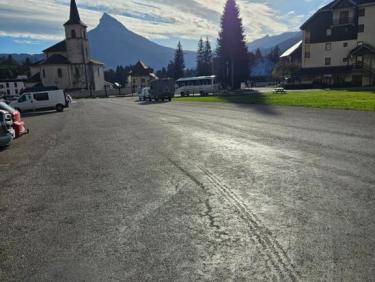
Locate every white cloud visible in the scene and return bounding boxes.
[0,0,309,49]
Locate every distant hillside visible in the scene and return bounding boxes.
[88,13,196,70]
[0,53,44,63]
[247,31,302,54]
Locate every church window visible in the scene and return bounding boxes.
[58,68,63,78]
[71,29,76,38]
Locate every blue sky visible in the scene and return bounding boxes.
[0,0,330,53]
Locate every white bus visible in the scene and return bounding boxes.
[175,75,220,97]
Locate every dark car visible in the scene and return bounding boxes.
[0,102,28,138]
[0,110,13,147]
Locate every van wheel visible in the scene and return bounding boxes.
[56,104,64,112]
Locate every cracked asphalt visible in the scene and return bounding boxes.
[1,97,375,281]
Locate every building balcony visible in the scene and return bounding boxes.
[333,17,355,26]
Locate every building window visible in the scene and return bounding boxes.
[15,89,18,94]
[6,82,9,88]
[358,8,365,17]
[43,69,46,78]
[97,68,100,76]
[325,43,332,51]
[7,90,10,95]
[0,85,3,89]
[343,57,348,63]
[358,24,365,33]
[326,29,332,36]
[57,68,63,78]
[14,82,17,87]
[339,10,350,24]
[343,42,348,47]
[305,31,311,43]
[325,57,331,66]
[304,51,310,59]
[71,29,76,38]
[75,67,80,77]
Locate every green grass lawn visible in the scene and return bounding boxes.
[174,90,375,111]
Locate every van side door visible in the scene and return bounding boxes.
[32,92,50,110]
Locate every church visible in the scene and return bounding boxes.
[29,0,105,91]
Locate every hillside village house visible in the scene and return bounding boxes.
[130,61,158,93]
[29,0,105,91]
[297,0,375,87]
[0,76,26,96]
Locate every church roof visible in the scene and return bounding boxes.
[43,40,66,53]
[64,0,87,27]
[43,54,71,65]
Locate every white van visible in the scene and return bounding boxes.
[10,90,67,112]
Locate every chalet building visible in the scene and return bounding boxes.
[130,61,158,93]
[280,41,302,66]
[29,0,105,91]
[298,0,375,87]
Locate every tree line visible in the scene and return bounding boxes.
[0,55,31,79]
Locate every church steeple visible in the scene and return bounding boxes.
[64,0,87,26]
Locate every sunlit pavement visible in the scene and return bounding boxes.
[1,97,375,281]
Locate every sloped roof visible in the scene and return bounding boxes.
[43,40,66,53]
[64,0,87,26]
[43,54,71,65]
[349,43,375,56]
[280,40,302,58]
[89,59,104,65]
[131,60,152,76]
[27,72,41,83]
[301,0,375,29]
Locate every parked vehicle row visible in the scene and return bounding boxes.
[0,88,72,149]
[139,76,220,102]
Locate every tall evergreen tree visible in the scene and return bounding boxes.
[255,48,263,61]
[216,0,249,89]
[196,38,205,76]
[203,37,213,75]
[173,41,185,80]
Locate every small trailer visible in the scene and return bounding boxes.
[149,79,175,102]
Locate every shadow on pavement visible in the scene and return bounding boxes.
[21,111,59,118]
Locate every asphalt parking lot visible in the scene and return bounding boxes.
[1,97,375,281]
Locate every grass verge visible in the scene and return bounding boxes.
[174,90,375,111]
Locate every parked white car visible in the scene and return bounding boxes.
[10,90,67,112]
[139,87,151,101]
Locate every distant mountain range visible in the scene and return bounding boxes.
[0,53,43,63]
[1,16,302,72]
[247,31,302,54]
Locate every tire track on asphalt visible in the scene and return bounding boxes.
[196,164,300,282]
[163,153,300,281]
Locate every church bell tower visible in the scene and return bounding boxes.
[64,0,90,64]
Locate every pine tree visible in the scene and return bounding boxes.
[203,38,213,75]
[173,41,185,80]
[216,0,249,89]
[255,48,263,61]
[196,38,205,76]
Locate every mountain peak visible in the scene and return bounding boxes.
[99,13,127,29]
